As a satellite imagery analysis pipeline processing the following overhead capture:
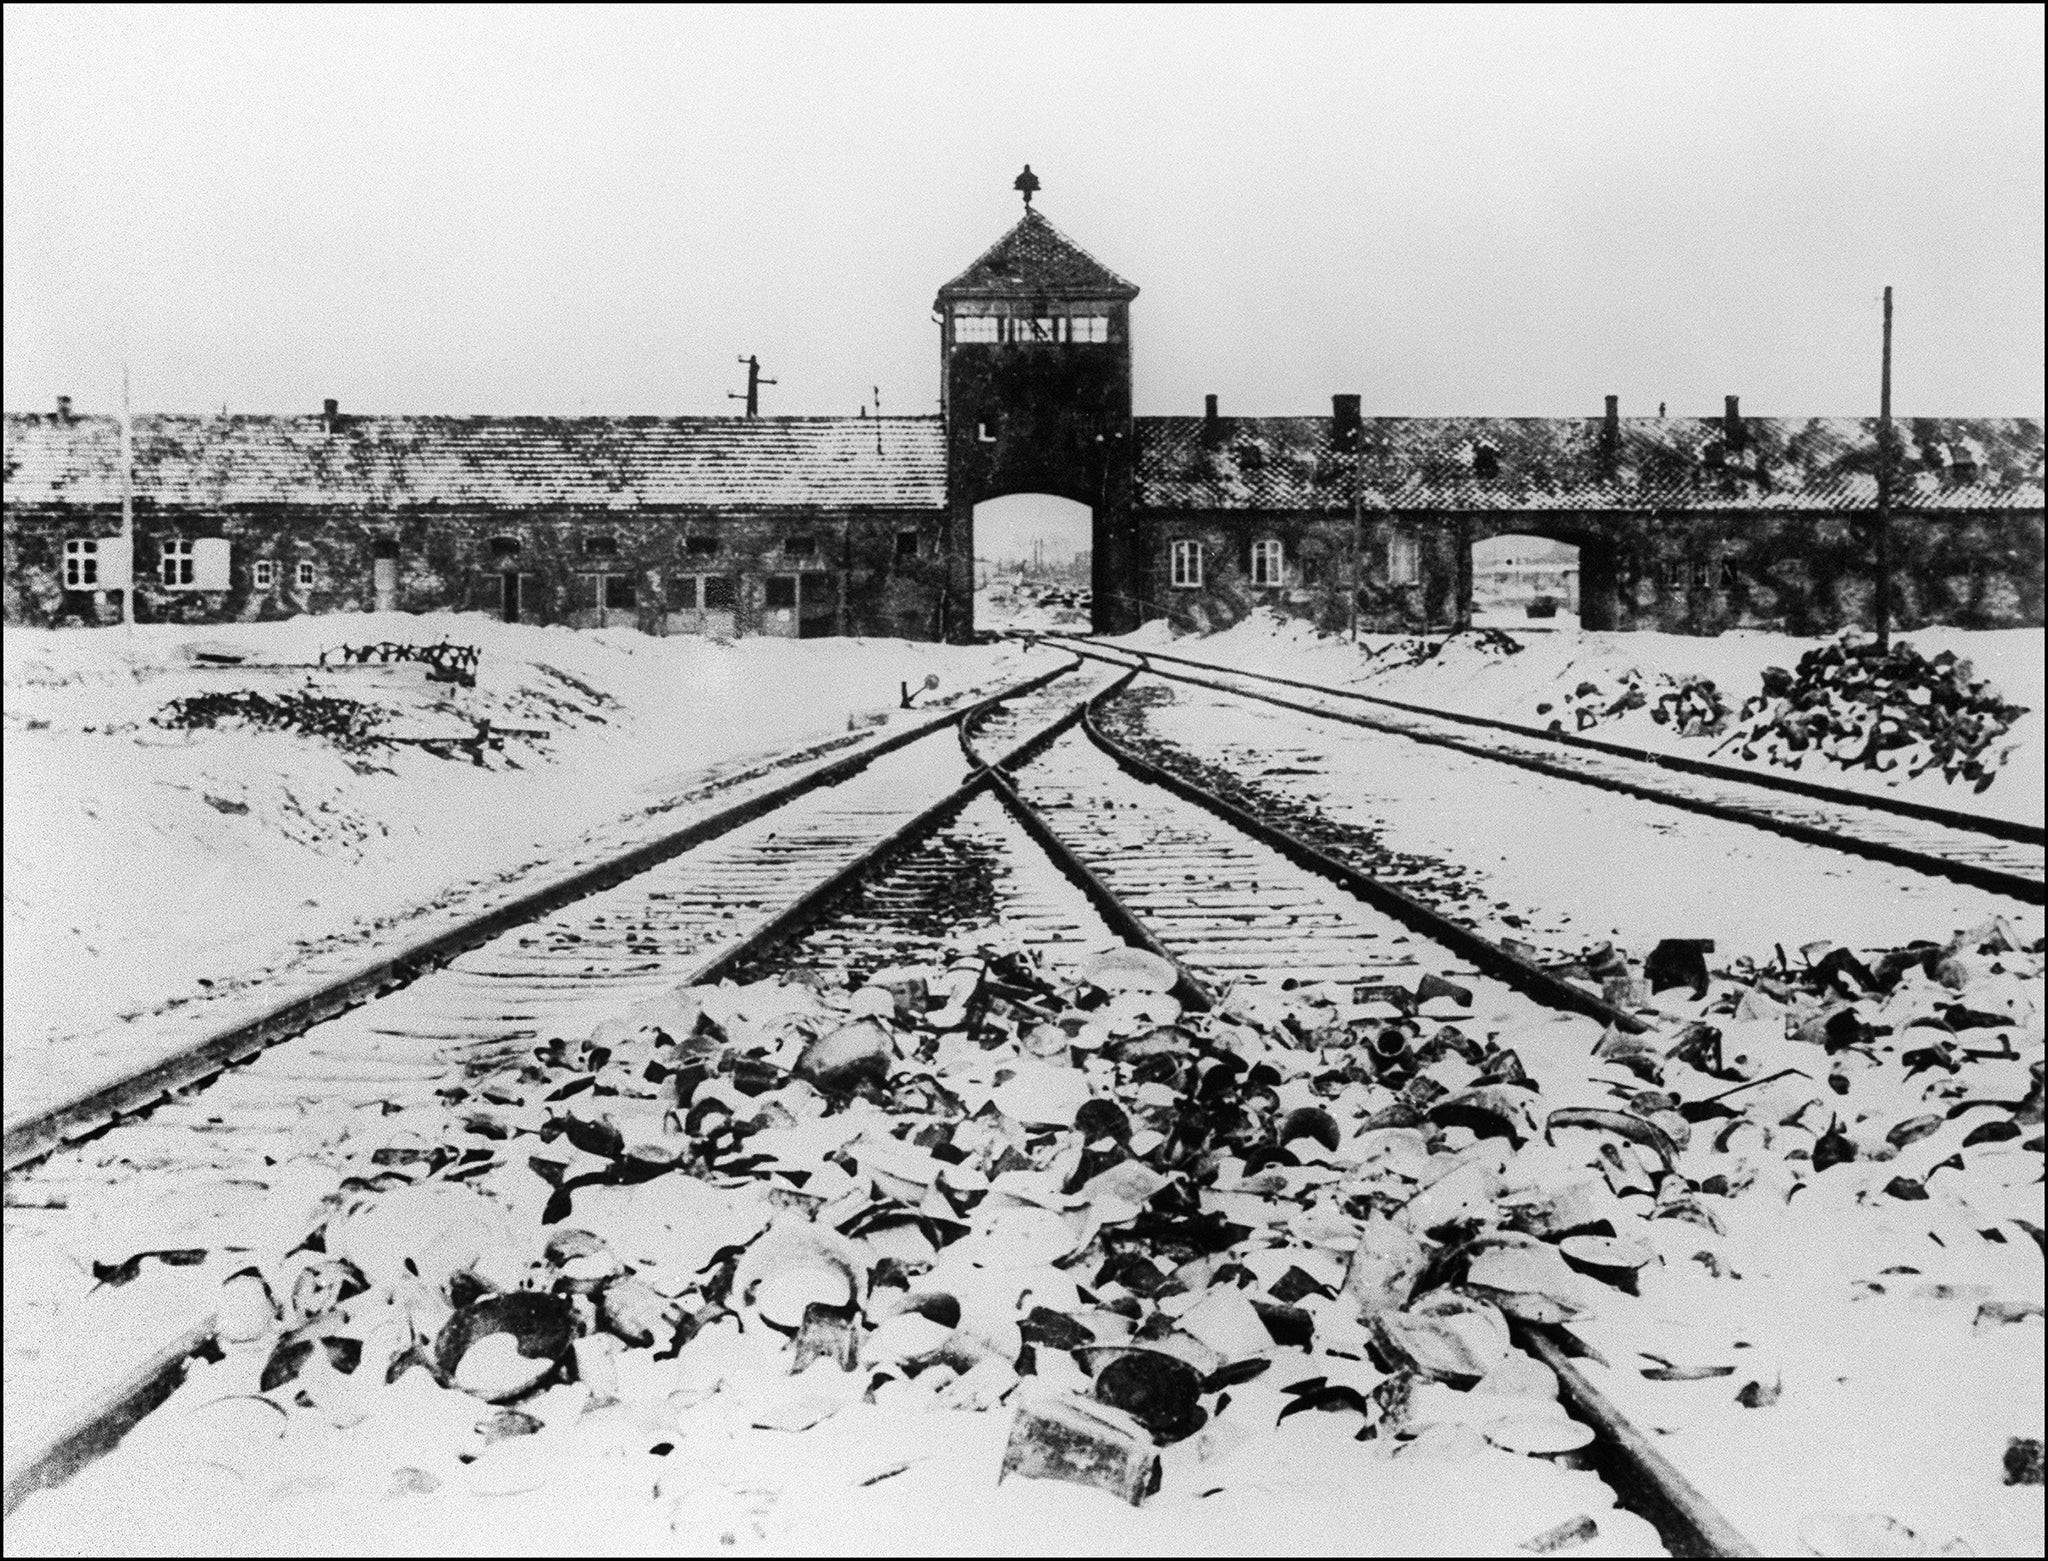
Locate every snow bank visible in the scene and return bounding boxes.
[1118,611,2045,827]
[2,613,1027,1098]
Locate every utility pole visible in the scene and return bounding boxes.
[1874,286,1893,652]
[1349,445,1363,644]
[728,355,776,417]
[120,365,134,630]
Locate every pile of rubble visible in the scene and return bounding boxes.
[1716,636,2029,791]
[17,920,2042,1555]
[152,689,387,751]
[1536,673,1731,739]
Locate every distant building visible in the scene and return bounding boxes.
[7,180,2042,638]
[1472,534,1579,612]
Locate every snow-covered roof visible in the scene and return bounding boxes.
[1135,415,2046,513]
[2,414,948,511]
[934,209,1139,303]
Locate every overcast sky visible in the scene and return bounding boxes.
[5,4,2042,422]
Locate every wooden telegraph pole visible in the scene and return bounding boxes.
[1349,447,1363,643]
[729,355,776,417]
[1874,286,1893,652]
[120,365,135,631]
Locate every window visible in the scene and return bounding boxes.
[702,575,736,610]
[1171,540,1204,588]
[253,560,275,589]
[955,316,999,343]
[1388,533,1420,586]
[297,561,316,589]
[584,535,619,555]
[604,575,635,609]
[488,535,522,557]
[575,572,635,609]
[895,529,920,558]
[1250,539,1284,586]
[1008,316,1057,343]
[976,421,997,444]
[63,539,99,588]
[667,575,700,611]
[161,537,230,590]
[784,535,815,556]
[1069,316,1110,343]
[765,575,798,608]
[685,535,719,555]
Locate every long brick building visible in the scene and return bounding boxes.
[6,186,2042,639]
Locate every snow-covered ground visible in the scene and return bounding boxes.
[2,614,1031,1112]
[1117,612,2046,827]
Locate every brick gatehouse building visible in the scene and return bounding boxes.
[6,179,2042,640]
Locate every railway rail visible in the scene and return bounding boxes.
[6,652,1800,1554]
[1031,632,2045,904]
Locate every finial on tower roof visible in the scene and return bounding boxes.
[1013,164,1040,208]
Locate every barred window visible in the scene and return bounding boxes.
[1250,539,1283,586]
[253,560,275,589]
[63,538,99,588]
[1171,540,1204,588]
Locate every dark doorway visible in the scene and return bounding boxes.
[501,570,521,623]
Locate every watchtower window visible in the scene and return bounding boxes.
[488,536,522,557]
[1007,317,1058,344]
[784,535,816,556]
[955,316,999,344]
[62,538,99,588]
[583,534,619,555]
[1068,316,1110,343]
[685,535,720,555]
[1250,539,1284,586]
[1171,540,1204,588]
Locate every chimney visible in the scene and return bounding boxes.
[1203,394,1220,445]
[1723,395,1744,452]
[323,398,340,433]
[55,395,73,423]
[1332,393,1362,450]
[1598,395,1620,471]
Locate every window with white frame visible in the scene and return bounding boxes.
[1388,533,1421,586]
[1250,539,1284,586]
[160,537,230,590]
[296,561,315,588]
[253,560,275,589]
[1069,316,1110,343]
[954,316,999,343]
[63,539,99,588]
[1171,540,1204,588]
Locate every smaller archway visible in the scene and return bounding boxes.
[1470,532,1583,629]
[972,493,1093,633]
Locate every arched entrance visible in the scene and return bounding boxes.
[972,493,1094,633]
[1466,524,1621,631]
[1471,533,1581,628]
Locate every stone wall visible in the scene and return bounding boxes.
[1,502,949,636]
[1135,507,2044,637]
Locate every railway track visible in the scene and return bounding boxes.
[1032,633,2046,904]
[5,655,1789,1554]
